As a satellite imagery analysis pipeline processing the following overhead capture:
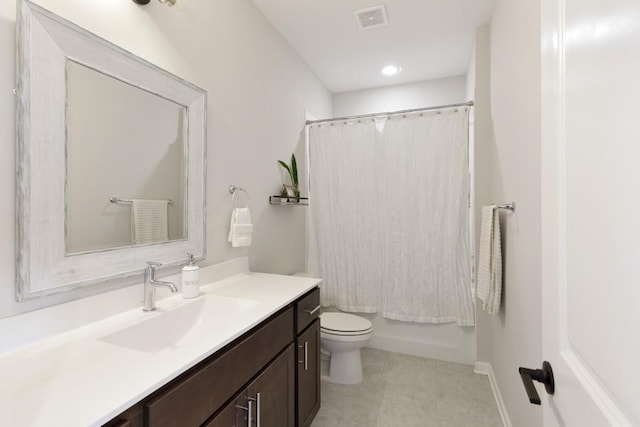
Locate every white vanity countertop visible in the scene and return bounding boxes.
[0,272,321,427]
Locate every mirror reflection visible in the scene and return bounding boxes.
[65,61,187,255]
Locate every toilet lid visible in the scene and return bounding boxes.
[320,312,373,334]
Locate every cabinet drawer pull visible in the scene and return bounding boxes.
[247,398,254,427]
[298,341,309,370]
[236,403,250,427]
[256,392,261,427]
[303,305,320,315]
[249,393,261,427]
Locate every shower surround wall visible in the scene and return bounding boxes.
[0,0,331,323]
[330,76,475,364]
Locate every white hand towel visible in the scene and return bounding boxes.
[131,199,169,245]
[228,207,253,247]
[476,205,503,315]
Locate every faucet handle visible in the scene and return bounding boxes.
[146,261,162,268]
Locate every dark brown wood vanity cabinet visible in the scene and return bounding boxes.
[102,405,143,427]
[296,320,320,427]
[103,287,320,427]
[295,288,321,427]
[205,345,295,427]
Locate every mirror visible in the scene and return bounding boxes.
[16,0,207,300]
[65,61,186,254]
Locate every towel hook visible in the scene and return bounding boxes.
[229,185,250,208]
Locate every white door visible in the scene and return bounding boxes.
[540,0,640,425]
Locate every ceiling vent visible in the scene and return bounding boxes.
[354,5,389,30]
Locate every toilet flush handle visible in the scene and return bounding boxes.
[304,305,320,315]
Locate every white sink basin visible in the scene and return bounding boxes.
[99,295,260,353]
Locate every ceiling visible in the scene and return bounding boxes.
[250,0,495,93]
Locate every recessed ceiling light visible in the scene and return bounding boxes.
[381,65,401,76]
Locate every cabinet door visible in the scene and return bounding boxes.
[296,319,320,427]
[246,345,295,427]
[203,392,248,427]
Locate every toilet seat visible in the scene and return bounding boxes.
[320,312,373,336]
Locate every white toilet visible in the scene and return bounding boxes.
[320,312,373,385]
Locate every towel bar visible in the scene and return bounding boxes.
[110,196,173,205]
[495,201,516,212]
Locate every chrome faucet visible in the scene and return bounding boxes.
[143,261,178,312]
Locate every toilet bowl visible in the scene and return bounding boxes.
[320,312,373,385]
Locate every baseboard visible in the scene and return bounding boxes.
[473,361,491,375]
[367,334,474,365]
[474,362,512,427]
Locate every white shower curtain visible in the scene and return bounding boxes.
[308,108,474,326]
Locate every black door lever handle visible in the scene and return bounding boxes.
[519,361,555,405]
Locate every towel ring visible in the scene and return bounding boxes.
[229,185,250,208]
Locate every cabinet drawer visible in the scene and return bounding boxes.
[296,288,320,334]
[145,307,293,427]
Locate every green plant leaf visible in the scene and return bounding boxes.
[291,154,298,187]
[278,160,293,184]
[277,160,291,174]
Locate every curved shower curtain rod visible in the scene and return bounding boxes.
[305,100,474,125]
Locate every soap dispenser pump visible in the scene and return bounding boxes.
[182,253,200,299]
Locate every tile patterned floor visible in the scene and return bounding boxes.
[311,348,503,427]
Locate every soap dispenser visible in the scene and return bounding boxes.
[182,253,200,298]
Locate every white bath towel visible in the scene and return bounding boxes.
[228,207,253,247]
[477,205,502,315]
[131,199,169,245]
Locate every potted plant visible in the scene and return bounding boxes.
[278,153,299,200]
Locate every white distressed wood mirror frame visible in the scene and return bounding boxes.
[16,0,207,301]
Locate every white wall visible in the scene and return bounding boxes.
[330,76,475,364]
[471,25,495,369]
[475,0,543,425]
[466,45,476,101]
[333,76,468,117]
[0,0,331,319]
